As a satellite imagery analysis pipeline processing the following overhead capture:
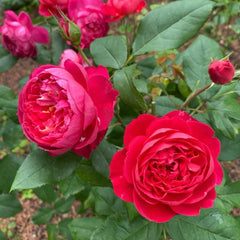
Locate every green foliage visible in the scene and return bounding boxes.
[0,45,18,73]
[11,150,81,190]
[113,65,147,112]
[166,207,240,240]
[183,35,223,91]
[0,0,240,239]
[133,0,214,55]
[0,194,22,218]
[90,36,127,69]
[32,207,54,225]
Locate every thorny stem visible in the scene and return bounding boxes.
[181,83,213,110]
[77,45,92,66]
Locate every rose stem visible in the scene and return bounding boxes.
[162,225,168,240]
[181,82,212,110]
[77,45,93,66]
[114,105,126,129]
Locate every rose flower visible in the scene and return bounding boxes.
[110,111,223,223]
[39,0,69,17]
[0,11,49,58]
[68,0,109,49]
[208,59,235,85]
[102,0,146,22]
[18,60,118,158]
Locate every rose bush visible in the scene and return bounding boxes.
[18,58,118,158]
[110,111,223,222]
[102,0,146,21]
[68,0,109,48]
[0,10,49,58]
[208,59,235,85]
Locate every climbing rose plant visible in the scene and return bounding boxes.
[0,0,240,239]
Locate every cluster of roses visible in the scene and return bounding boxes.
[0,0,236,224]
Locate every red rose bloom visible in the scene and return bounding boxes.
[39,0,69,17]
[68,0,109,49]
[18,60,118,158]
[208,59,235,85]
[102,0,146,22]
[110,111,223,223]
[0,11,49,58]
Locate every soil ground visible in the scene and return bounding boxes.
[0,0,240,239]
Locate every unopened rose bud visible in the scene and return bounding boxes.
[208,59,235,85]
[67,20,81,46]
[57,9,81,47]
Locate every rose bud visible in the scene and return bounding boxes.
[18,60,118,158]
[101,0,146,22]
[0,11,49,58]
[208,59,235,85]
[110,111,223,223]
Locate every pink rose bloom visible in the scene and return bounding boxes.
[68,0,109,49]
[0,11,49,58]
[39,0,69,17]
[102,0,146,22]
[110,111,223,223]
[18,60,118,158]
[208,59,235,85]
[59,49,91,67]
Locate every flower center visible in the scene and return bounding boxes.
[24,72,73,142]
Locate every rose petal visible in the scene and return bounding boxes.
[124,114,156,148]
[133,191,175,223]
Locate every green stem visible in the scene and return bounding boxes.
[181,83,213,110]
[124,54,134,67]
[77,46,92,66]
[114,105,126,129]
[163,225,167,240]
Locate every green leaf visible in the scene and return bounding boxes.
[91,140,117,178]
[183,35,223,91]
[59,172,85,198]
[155,96,184,116]
[136,56,157,78]
[209,109,236,140]
[0,45,18,73]
[58,218,74,240]
[217,180,240,210]
[0,98,18,121]
[113,65,147,112]
[0,230,7,240]
[92,187,125,216]
[54,196,75,214]
[35,44,51,64]
[219,134,240,161]
[0,194,22,218]
[51,29,69,65]
[212,96,240,120]
[166,207,240,240]
[34,185,58,204]
[91,213,163,240]
[132,0,214,55]
[47,224,58,240]
[11,149,81,190]
[32,207,54,225]
[90,36,127,69]
[0,154,21,193]
[76,163,111,187]
[68,217,104,240]
[2,119,23,149]
[0,85,15,100]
